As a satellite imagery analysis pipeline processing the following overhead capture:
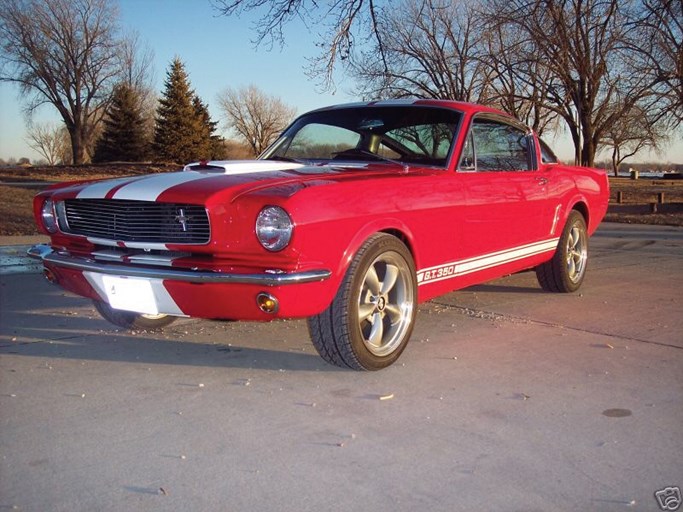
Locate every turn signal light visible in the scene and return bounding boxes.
[256,293,279,314]
[43,268,57,284]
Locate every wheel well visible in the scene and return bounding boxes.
[572,202,589,226]
[381,228,416,258]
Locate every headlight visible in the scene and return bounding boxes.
[41,199,58,233]
[256,206,293,251]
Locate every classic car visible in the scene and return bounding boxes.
[29,100,609,370]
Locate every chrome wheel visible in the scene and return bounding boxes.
[535,210,589,293]
[93,301,177,330]
[141,313,170,321]
[566,223,587,284]
[307,233,417,370]
[357,251,415,357]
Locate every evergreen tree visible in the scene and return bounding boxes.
[193,96,226,160]
[93,83,150,162]
[153,58,204,163]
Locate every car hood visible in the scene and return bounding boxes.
[47,160,427,204]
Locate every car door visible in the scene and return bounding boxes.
[458,116,551,261]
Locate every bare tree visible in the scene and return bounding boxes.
[482,0,649,166]
[350,0,491,102]
[628,0,683,126]
[0,0,123,164]
[25,122,70,165]
[601,102,668,176]
[211,0,388,91]
[481,22,560,137]
[482,0,679,167]
[217,85,296,156]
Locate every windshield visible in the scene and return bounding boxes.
[261,105,463,168]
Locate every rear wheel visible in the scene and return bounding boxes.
[93,300,177,330]
[308,233,417,371]
[535,210,588,293]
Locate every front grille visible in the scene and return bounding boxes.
[61,199,210,244]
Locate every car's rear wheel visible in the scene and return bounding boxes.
[308,233,417,371]
[535,210,588,293]
[93,300,177,330]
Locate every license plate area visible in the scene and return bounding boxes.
[102,275,158,315]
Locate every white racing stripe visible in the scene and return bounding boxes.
[184,160,305,174]
[76,176,141,199]
[112,172,215,201]
[90,249,187,267]
[76,161,305,201]
[417,238,559,285]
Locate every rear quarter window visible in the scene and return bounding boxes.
[539,138,559,164]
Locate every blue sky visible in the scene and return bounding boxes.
[0,0,680,164]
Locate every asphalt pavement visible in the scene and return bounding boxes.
[1,223,681,512]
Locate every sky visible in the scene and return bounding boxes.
[0,0,680,165]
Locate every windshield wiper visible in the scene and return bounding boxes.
[263,155,301,163]
[331,148,408,168]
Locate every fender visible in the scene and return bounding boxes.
[333,217,417,288]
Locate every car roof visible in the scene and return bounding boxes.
[310,99,511,119]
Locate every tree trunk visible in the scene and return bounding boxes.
[581,137,597,168]
[68,124,87,165]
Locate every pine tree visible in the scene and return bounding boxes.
[192,96,225,160]
[153,58,204,163]
[93,84,150,162]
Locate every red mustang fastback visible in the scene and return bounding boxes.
[30,100,609,370]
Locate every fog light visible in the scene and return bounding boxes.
[256,293,279,314]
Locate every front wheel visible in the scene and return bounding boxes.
[93,300,177,330]
[308,234,417,371]
[535,210,588,293]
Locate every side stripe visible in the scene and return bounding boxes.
[416,238,559,286]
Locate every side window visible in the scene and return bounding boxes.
[539,138,559,164]
[285,123,360,159]
[384,123,454,161]
[471,119,532,171]
[459,131,476,170]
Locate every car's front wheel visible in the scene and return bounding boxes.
[93,300,177,330]
[535,210,588,293]
[308,233,417,371]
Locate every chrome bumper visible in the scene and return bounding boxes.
[28,244,331,286]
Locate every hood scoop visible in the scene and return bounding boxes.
[184,160,305,175]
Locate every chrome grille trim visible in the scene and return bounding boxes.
[60,199,210,244]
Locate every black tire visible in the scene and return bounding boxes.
[307,233,417,371]
[535,210,588,293]
[93,300,177,330]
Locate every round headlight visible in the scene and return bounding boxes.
[256,206,293,252]
[41,198,58,233]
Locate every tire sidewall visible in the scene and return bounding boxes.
[344,235,417,370]
[556,211,588,293]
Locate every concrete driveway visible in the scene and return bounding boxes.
[1,223,681,512]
